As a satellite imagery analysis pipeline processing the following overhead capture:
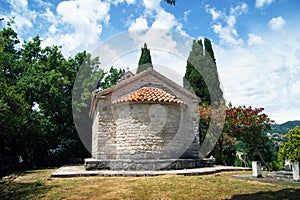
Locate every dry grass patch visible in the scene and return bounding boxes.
[1,169,299,199]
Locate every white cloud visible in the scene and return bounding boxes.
[230,3,247,15]
[48,24,56,34]
[176,23,189,38]
[269,108,300,124]
[143,0,161,10]
[214,26,300,123]
[226,15,236,27]
[56,0,110,26]
[111,0,136,5]
[206,3,247,46]
[206,7,221,21]
[128,16,148,31]
[291,80,300,98]
[268,16,285,30]
[152,10,176,30]
[127,0,179,33]
[42,8,56,23]
[248,33,263,46]
[34,0,53,8]
[183,10,191,22]
[255,0,275,8]
[127,0,189,56]
[6,0,37,32]
[41,0,110,55]
[212,23,242,45]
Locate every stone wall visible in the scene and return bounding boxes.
[113,103,182,159]
[92,94,117,160]
[91,69,201,170]
[110,72,200,159]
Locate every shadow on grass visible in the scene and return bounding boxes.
[0,181,59,200]
[231,188,300,199]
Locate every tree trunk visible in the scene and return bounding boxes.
[255,146,269,168]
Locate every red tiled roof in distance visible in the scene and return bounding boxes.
[112,87,187,106]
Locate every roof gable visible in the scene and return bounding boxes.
[90,68,201,117]
[112,87,187,106]
[94,67,200,100]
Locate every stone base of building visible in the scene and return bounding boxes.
[84,158,205,171]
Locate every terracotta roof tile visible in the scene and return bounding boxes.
[112,87,186,106]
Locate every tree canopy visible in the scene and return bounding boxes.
[198,103,275,165]
[0,21,124,168]
[136,43,153,74]
[278,126,300,162]
[164,0,176,5]
[183,38,223,105]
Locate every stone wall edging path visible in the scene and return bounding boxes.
[51,165,251,178]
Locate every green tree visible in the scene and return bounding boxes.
[225,106,274,164]
[136,43,153,74]
[184,38,223,152]
[198,102,236,165]
[72,52,124,153]
[204,38,216,64]
[184,40,208,102]
[183,38,223,105]
[164,0,175,5]
[0,20,29,159]
[0,82,29,157]
[97,67,125,90]
[0,19,21,85]
[278,126,300,162]
[0,20,125,168]
[16,35,90,166]
[199,103,274,165]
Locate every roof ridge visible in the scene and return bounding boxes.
[112,86,186,106]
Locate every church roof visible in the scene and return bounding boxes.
[112,87,186,106]
[90,68,200,117]
[93,68,200,100]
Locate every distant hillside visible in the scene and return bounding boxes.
[270,120,300,134]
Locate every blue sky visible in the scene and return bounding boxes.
[1,0,299,124]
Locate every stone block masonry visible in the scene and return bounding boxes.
[89,68,201,171]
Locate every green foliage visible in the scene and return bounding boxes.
[199,102,275,165]
[136,43,153,74]
[0,21,124,168]
[268,160,283,171]
[234,156,243,167]
[204,38,216,64]
[0,82,29,157]
[72,55,124,152]
[186,38,224,162]
[97,67,125,90]
[164,0,175,5]
[278,126,300,162]
[225,106,274,164]
[210,133,237,166]
[183,39,223,105]
[35,179,44,187]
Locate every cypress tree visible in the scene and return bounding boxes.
[183,38,223,105]
[136,43,153,74]
[184,38,224,147]
[204,38,216,64]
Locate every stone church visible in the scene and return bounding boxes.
[86,66,202,170]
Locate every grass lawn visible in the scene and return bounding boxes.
[1,169,300,199]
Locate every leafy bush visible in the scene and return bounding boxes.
[278,126,300,162]
[35,180,43,187]
[268,160,283,171]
